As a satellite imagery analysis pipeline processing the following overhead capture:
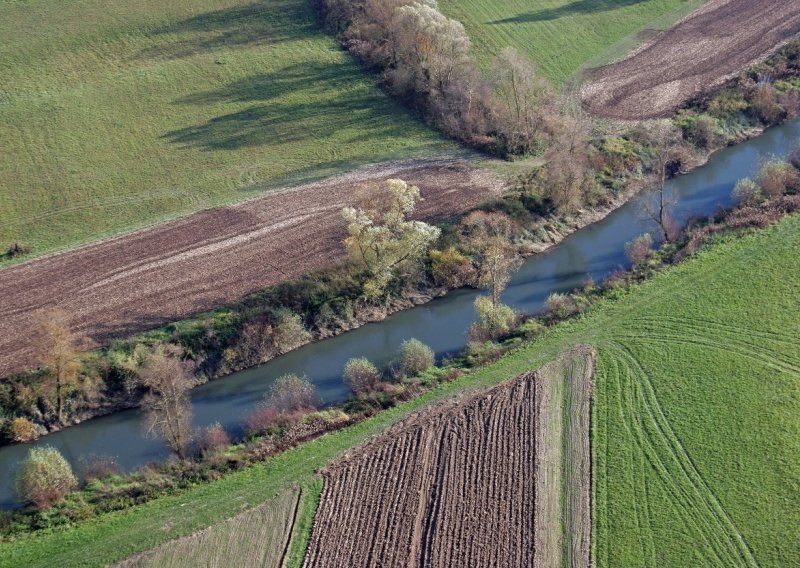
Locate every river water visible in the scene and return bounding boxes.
[1,120,799,508]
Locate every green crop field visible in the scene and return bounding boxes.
[438,0,707,85]
[2,217,798,567]
[0,0,451,263]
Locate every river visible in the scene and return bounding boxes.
[1,119,798,508]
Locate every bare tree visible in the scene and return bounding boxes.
[492,48,554,155]
[642,125,683,241]
[461,211,522,306]
[35,309,82,426]
[138,347,195,458]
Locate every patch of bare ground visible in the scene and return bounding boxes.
[115,487,300,568]
[581,0,800,120]
[303,346,594,568]
[0,159,503,378]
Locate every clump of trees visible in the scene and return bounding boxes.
[343,179,441,299]
[314,0,556,156]
[15,446,77,509]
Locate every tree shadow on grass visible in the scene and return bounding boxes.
[162,61,413,152]
[490,0,648,24]
[138,0,316,60]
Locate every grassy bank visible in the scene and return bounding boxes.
[0,0,450,264]
[3,209,798,566]
[437,0,707,85]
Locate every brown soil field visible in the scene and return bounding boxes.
[303,347,594,568]
[117,488,300,568]
[0,159,503,378]
[581,0,800,120]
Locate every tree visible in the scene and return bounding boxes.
[391,2,471,97]
[35,309,82,426]
[138,347,195,459]
[492,48,553,155]
[461,211,522,306]
[343,179,441,299]
[267,374,316,412]
[343,357,382,395]
[642,125,683,241]
[15,446,77,509]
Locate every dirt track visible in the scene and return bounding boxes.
[0,160,503,378]
[581,0,800,119]
[303,348,594,567]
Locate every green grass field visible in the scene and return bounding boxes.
[438,0,707,85]
[2,216,798,566]
[0,0,451,264]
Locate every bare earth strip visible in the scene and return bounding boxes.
[0,159,503,378]
[116,487,300,568]
[581,0,800,120]
[303,347,594,568]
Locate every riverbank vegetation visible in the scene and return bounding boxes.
[2,184,798,566]
[1,166,798,533]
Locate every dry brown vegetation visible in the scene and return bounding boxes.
[0,160,503,379]
[117,488,301,568]
[303,347,594,567]
[581,0,800,119]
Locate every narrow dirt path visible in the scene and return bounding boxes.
[581,0,800,119]
[0,160,504,378]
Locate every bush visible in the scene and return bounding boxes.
[196,423,231,458]
[732,178,763,206]
[267,374,316,412]
[398,339,435,376]
[78,455,120,482]
[429,247,475,288]
[243,405,282,437]
[8,416,36,443]
[625,233,653,266]
[273,310,311,354]
[545,293,579,319]
[16,446,77,509]
[757,160,800,197]
[472,296,517,339]
[343,357,382,395]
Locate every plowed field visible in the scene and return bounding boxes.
[581,0,800,119]
[0,159,502,378]
[303,347,594,568]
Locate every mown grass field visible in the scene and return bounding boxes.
[118,488,299,568]
[2,217,798,567]
[0,0,450,264]
[437,0,707,85]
